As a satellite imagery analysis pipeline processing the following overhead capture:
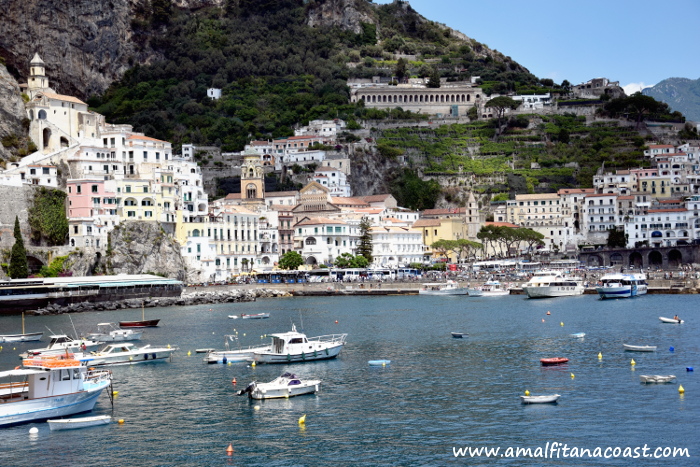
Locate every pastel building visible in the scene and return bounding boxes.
[66,178,120,250]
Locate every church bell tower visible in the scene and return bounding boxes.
[241,151,265,208]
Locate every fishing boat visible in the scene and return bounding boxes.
[418,280,468,295]
[0,313,43,343]
[20,335,103,358]
[521,271,585,298]
[639,375,676,384]
[204,335,271,364]
[252,324,347,364]
[47,415,111,431]
[623,344,657,352]
[86,323,143,342]
[0,355,112,427]
[596,272,648,299]
[78,343,178,366]
[228,313,270,320]
[659,317,684,324]
[540,357,569,366]
[466,281,510,297]
[119,303,160,328]
[451,332,468,338]
[520,394,560,404]
[236,372,320,400]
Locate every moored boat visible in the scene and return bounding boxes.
[521,271,584,299]
[229,313,270,320]
[467,281,510,297]
[0,313,42,343]
[659,317,684,324]
[596,272,648,299]
[252,324,347,364]
[418,280,468,295]
[451,332,467,338]
[0,355,112,427]
[639,375,676,384]
[119,303,159,328]
[236,372,320,400]
[48,415,112,431]
[540,357,569,366]
[204,335,271,364]
[570,332,586,338]
[86,323,143,342]
[20,335,103,358]
[77,343,177,366]
[520,394,560,404]
[623,344,657,352]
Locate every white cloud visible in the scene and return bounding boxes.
[622,82,654,95]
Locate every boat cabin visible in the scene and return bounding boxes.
[270,332,308,354]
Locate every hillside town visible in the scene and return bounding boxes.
[2,54,700,283]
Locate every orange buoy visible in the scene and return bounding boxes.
[14,366,20,370]
[226,444,234,455]
[542,319,545,323]
[546,311,551,315]
[232,378,237,385]
[335,320,338,324]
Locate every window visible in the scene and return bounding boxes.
[92,185,98,193]
[77,185,82,194]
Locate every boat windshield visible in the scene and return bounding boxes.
[281,372,297,379]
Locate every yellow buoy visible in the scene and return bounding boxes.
[598,352,603,359]
[251,361,256,367]
[254,405,260,411]
[560,322,564,327]
[630,359,636,366]
[112,391,119,396]
[524,390,530,396]
[167,344,171,349]
[298,414,306,425]
[679,385,685,394]
[187,351,191,356]
[570,373,575,379]
[118,419,125,424]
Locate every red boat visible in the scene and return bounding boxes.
[119,319,160,328]
[540,357,569,366]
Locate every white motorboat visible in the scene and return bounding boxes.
[418,280,468,295]
[48,415,111,430]
[0,313,43,343]
[596,273,648,299]
[20,335,103,358]
[78,343,178,366]
[0,355,112,427]
[570,332,586,338]
[520,394,560,404]
[86,323,143,342]
[237,372,320,400]
[467,281,510,297]
[623,344,657,352]
[229,313,270,320]
[659,316,684,324]
[639,375,676,384]
[521,271,585,298]
[253,324,347,364]
[204,335,271,364]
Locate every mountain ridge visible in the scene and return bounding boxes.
[643,77,700,122]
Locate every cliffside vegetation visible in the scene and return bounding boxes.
[28,188,69,246]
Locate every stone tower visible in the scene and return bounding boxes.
[240,150,265,208]
[465,191,482,239]
[27,53,51,98]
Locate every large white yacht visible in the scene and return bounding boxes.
[521,270,585,298]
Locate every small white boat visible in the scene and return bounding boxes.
[204,335,271,364]
[78,343,178,366]
[48,415,111,431]
[252,324,347,364]
[570,332,586,338]
[467,281,510,297]
[368,360,391,366]
[86,323,143,342]
[0,313,43,343]
[639,375,676,384]
[659,317,684,324]
[520,394,560,404]
[596,273,648,299]
[228,313,270,319]
[623,344,657,352]
[451,332,468,338]
[236,372,320,400]
[418,280,468,295]
[195,348,215,354]
[21,335,103,358]
[522,271,584,298]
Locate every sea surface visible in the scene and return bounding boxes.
[0,294,698,466]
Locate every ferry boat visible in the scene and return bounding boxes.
[521,271,585,299]
[0,354,112,427]
[252,325,347,364]
[595,273,647,299]
[418,280,468,295]
[0,274,183,315]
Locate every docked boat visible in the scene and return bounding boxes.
[0,313,42,343]
[20,334,103,358]
[520,394,560,404]
[521,271,584,298]
[623,344,656,352]
[540,357,569,366]
[204,335,270,364]
[596,273,648,299]
[48,415,111,431]
[78,343,177,366]
[228,313,270,320]
[252,324,347,364]
[0,355,112,427]
[236,372,320,400]
[418,280,468,295]
[466,281,510,297]
[86,323,143,342]
[639,375,676,384]
[659,317,684,324]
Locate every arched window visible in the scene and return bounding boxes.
[192,229,200,237]
[246,183,257,199]
[305,237,317,245]
[38,110,47,120]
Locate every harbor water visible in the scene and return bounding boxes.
[0,294,698,466]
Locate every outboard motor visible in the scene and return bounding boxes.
[237,382,256,396]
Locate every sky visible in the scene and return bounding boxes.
[375,0,700,94]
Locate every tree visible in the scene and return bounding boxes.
[485,96,521,132]
[467,106,478,121]
[356,216,373,264]
[625,93,664,130]
[427,66,441,88]
[606,228,627,248]
[394,58,408,83]
[278,251,304,270]
[9,216,29,279]
[517,228,545,256]
[452,238,481,264]
[334,253,369,268]
[430,239,456,263]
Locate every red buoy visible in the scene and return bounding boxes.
[232,378,237,385]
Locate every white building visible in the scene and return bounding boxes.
[370,225,424,268]
[312,166,351,197]
[207,88,222,100]
[294,216,359,266]
[512,93,552,110]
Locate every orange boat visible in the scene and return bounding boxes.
[540,357,569,366]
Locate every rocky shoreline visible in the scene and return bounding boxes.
[29,288,292,315]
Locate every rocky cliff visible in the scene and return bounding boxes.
[306,0,376,35]
[0,64,27,162]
